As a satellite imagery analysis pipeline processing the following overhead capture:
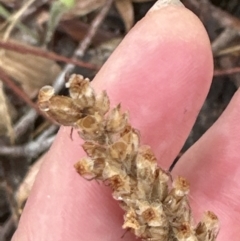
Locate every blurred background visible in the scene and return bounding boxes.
[0,0,239,239]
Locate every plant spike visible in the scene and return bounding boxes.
[38,74,219,241]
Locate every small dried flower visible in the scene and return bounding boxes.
[105,104,128,133]
[74,157,96,179]
[66,74,95,108]
[94,90,110,115]
[39,96,83,126]
[38,74,219,241]
[195,211,219,241]
[75,112,105,141]
[75,157,105,180]
[38,85,55,104]
[175,223,197,241]
[151,168,170,202]
[123,208,140,230]
[82,141,107,159]
[108,140,128,161]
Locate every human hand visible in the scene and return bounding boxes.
[12,1,239,240]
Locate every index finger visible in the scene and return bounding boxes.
[13,2,213,241]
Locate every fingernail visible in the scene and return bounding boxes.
[149,0,184,12]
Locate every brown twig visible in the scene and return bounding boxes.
[0,215,16,241]
[214,67,240,76]
[184,0,240,31]
[212,28,238,55]
[0,162,19,228]
[0,41,99,70]
[75,0,114,57]
[0,133,56,158]
[14,109,38,140]
[0,66,53,122]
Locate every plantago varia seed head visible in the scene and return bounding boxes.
[38,74,220,241]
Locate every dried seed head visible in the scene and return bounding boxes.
[106,104,128,133]
[38,75,220,241]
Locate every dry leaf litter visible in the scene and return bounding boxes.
[38,74,219,241]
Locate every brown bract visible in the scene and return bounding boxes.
[38,74,219,241]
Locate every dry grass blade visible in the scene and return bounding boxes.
[0,66,53,122]
[2,0,36,41]
[216,44,240,56]
[0,81,14,142]
[0,40,61,98]
[115,0,134,32]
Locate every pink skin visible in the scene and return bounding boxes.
[12,4,239,241]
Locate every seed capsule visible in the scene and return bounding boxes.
[39,94,82,126]
[136,146,157,200]
[151,168,170,202]
[74,157,95,179]
[108,140,128,162]
[195,211,219,241]
[105,104,128,133]
[82,141,107,159]
[163,177,191,224]
[94,90,110,115]
[76,113,104,141]
[137,201,168,227]
[175,223,197,241]
[123,208,140,230]
[66,74,95,108]
[38,85,55,106]
[172,176,190,197]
